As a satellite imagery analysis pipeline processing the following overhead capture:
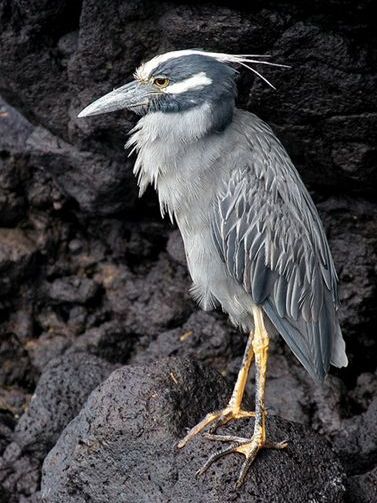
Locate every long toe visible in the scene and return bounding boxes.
[178,407,255,448]
[208,409,255,434]
[197,433,288,488]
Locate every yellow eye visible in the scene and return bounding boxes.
[153,77,170,89]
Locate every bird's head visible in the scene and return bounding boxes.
[78,49,287,130]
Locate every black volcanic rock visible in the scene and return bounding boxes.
[97,254,192,337]
[334,397,377,474]
[27,125,138,215]
[46,275,99,304]
[41,358,345,503]
[13,352,114,460]
[0,353,114,500]
[347,466,377,503]
[0,1,376,502]
[318,197,377,380]
[0,229,38,296]
[0,333,34,388]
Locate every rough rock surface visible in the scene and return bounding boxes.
[41,358,345,503]
[334,397,377,474]
[0,353,115,500]
[13,352,115,459]
[0,0,376,501]
[347,466,377,503]
[0,229,38,296]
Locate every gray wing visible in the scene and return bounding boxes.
[212,112,347,381]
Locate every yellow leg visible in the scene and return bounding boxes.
[178,328,255,449]
[251,305,268,444]
[196,306,288,488]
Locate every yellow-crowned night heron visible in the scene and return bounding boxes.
[78,49,348,487]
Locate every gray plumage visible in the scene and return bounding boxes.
[79,49,348,382]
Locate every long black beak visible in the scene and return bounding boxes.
[78,80,153,118]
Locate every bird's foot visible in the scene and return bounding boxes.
[178,406,255,448]
[197,432,288,488]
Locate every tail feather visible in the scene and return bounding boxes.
[263,295,347,383]
[263,300,327,382]
[331,324,348,368]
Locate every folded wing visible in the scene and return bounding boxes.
[211,112,347,381]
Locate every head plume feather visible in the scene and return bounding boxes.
[136,49,290,90]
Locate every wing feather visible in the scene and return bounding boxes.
[211,111,347,381]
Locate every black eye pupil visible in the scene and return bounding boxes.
[155,78,167,86]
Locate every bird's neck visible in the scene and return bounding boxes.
[126,102,225,191]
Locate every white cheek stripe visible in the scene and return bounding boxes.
[165,72,212,94]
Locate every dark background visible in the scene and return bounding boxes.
[0,0,376,501]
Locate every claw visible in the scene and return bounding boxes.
[196,433,288,488]
[203,432,250,443]
[196,444,239,477]
[265,439,288,449]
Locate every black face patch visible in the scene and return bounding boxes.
[146,54,237,131]
[150,54,235,87]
